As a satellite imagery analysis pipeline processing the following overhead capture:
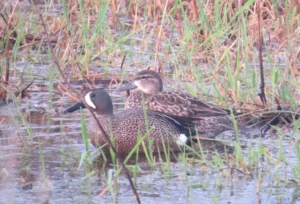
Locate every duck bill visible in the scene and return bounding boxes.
[116,83,137,92]
[64,101,86,113]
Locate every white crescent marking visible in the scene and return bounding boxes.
[85,92,96,109]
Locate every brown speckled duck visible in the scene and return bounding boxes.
[64,89,196,154]
[117,70,234,137]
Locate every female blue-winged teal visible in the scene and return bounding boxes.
[117,70,234,137]
[64,89,196,154]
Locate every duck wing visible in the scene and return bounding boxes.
[147,91,229,118]
[150,110,198,137]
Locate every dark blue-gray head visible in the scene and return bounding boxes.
[64,89,113,115]
[117,70,163,94]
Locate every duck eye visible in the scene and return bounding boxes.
[90,93,95,97]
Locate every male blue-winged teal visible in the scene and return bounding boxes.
[64,89,196,154]
[117,70,234,137]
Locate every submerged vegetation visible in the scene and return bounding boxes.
[1,0,300,203]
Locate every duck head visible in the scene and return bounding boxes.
[117,70,163,95]
[64,89,113,115]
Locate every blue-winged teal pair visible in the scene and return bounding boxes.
[65,70,234,154]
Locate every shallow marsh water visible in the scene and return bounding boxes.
[1,64,300,204]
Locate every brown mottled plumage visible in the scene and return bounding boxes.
[64,89,195,154]
[117,70,234,137]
